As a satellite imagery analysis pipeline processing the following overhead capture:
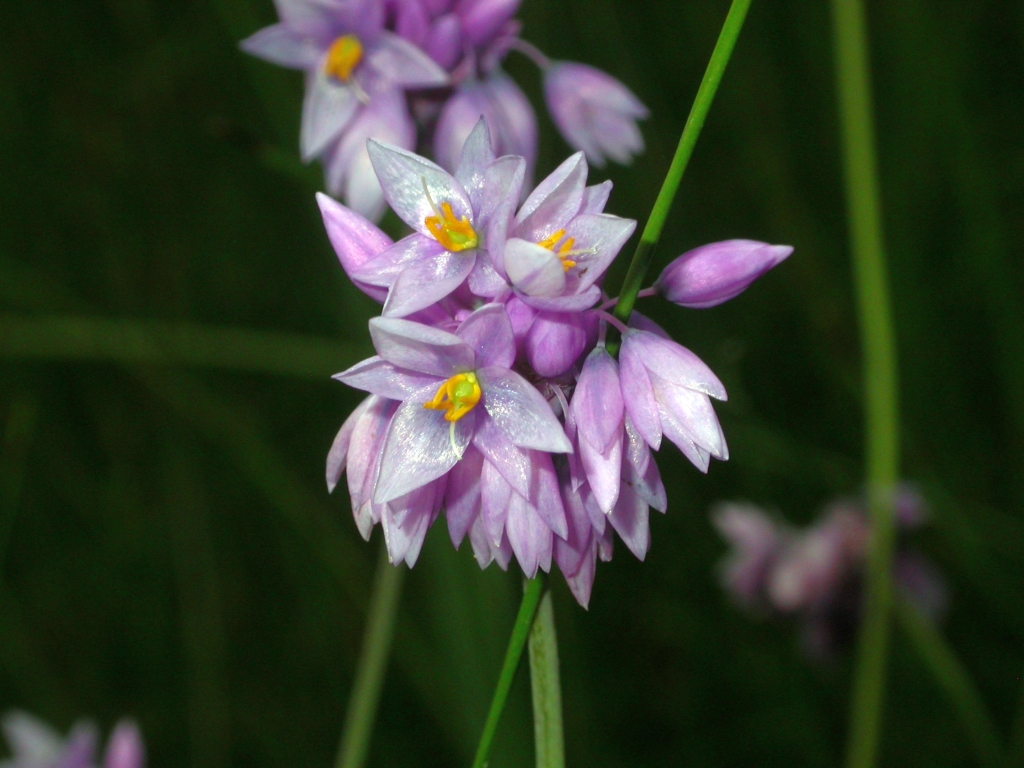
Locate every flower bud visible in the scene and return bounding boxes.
[655,239,792,309]
[543,62,648,167]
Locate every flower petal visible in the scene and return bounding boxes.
[374,391,473,503]
[454,118,497,212]
[478,366,572,452]
[240,24,323,69]
[104,721,145,768]
[369,316,474,376]
[572,348,624,451]
[506,492,553,578]
[472,415,531,497]
[317,192,393,300]
[367,139,473,233]
[364,32,450,88]
[657,401,712,473]
[525,311,588,378]
[481,457,513,544]
[382,247,476,317]
[300,72,360,161]
[456,303,515,369]
[351,233,446,288]
[515,285,602,313]
[444,444,484,547]
[326,396,374,492]
[653,379,728,459]
[622,329,727,400]
[479,155,526,264]
[618,340,662,449]
[323,89,416,223]
[579,428,622,514]
[608,483,650,561]
[528,450,569,539]
[503,238,566,298]
[514,152,587,241]
[333,356,439,399]
[579,180,612,215]
[564,213,636,292]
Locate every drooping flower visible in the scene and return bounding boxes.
[544,62,649,167]
[712,486,947,659]
[1,712,144,768]
[618,326,729,472]
[655,239,793,309]
[347,121,525,317]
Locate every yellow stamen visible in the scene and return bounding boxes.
[424,201,478,252]
[537,229,578,272]
[324,35,363,82]
[423,372,482,422]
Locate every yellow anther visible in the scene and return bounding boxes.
[324,35,363,82]
[536,229,578,272]
[425,201,479,252]
[424,372,482,422]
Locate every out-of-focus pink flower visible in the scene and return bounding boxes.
[713,490,947,660]
[1,712,144,768]
[544,62,648,167]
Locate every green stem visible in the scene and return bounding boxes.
[607,0,753,352]
[831,1,901,767]
[0,314,360,379]
[335,543,405,768]
[528,589,564,768]
[895,598,1006,768]
[471,575,546,768]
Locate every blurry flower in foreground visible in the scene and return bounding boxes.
[1,711,144,768]
[712,484,947,659]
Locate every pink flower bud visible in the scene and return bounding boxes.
[655,239,792,309]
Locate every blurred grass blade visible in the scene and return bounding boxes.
[528,588,564,768]
[831,0,901,765]
[0,314,362,379]
[336,544,404,768]
[472,575,546,768]
[895,598,1006,768]
[165,439,233,768]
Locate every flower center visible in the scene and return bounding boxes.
[537,229,578,272]
[324,35,363,82]
[424,372,481,422]
[422,178,478,252]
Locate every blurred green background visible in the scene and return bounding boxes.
[1,0,1023,766]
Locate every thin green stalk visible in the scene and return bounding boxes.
[607,0,753,348]
[0,314,360,379]
[336,543,405,768]
[471,575,546,768]
[831,1,901,767]
[528,588,564,768]
[895,598,1005,768]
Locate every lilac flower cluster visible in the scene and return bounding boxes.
[241,0,648,220]
[1,711,144,768]
[713,485,947,659]
[322,120,790,606]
